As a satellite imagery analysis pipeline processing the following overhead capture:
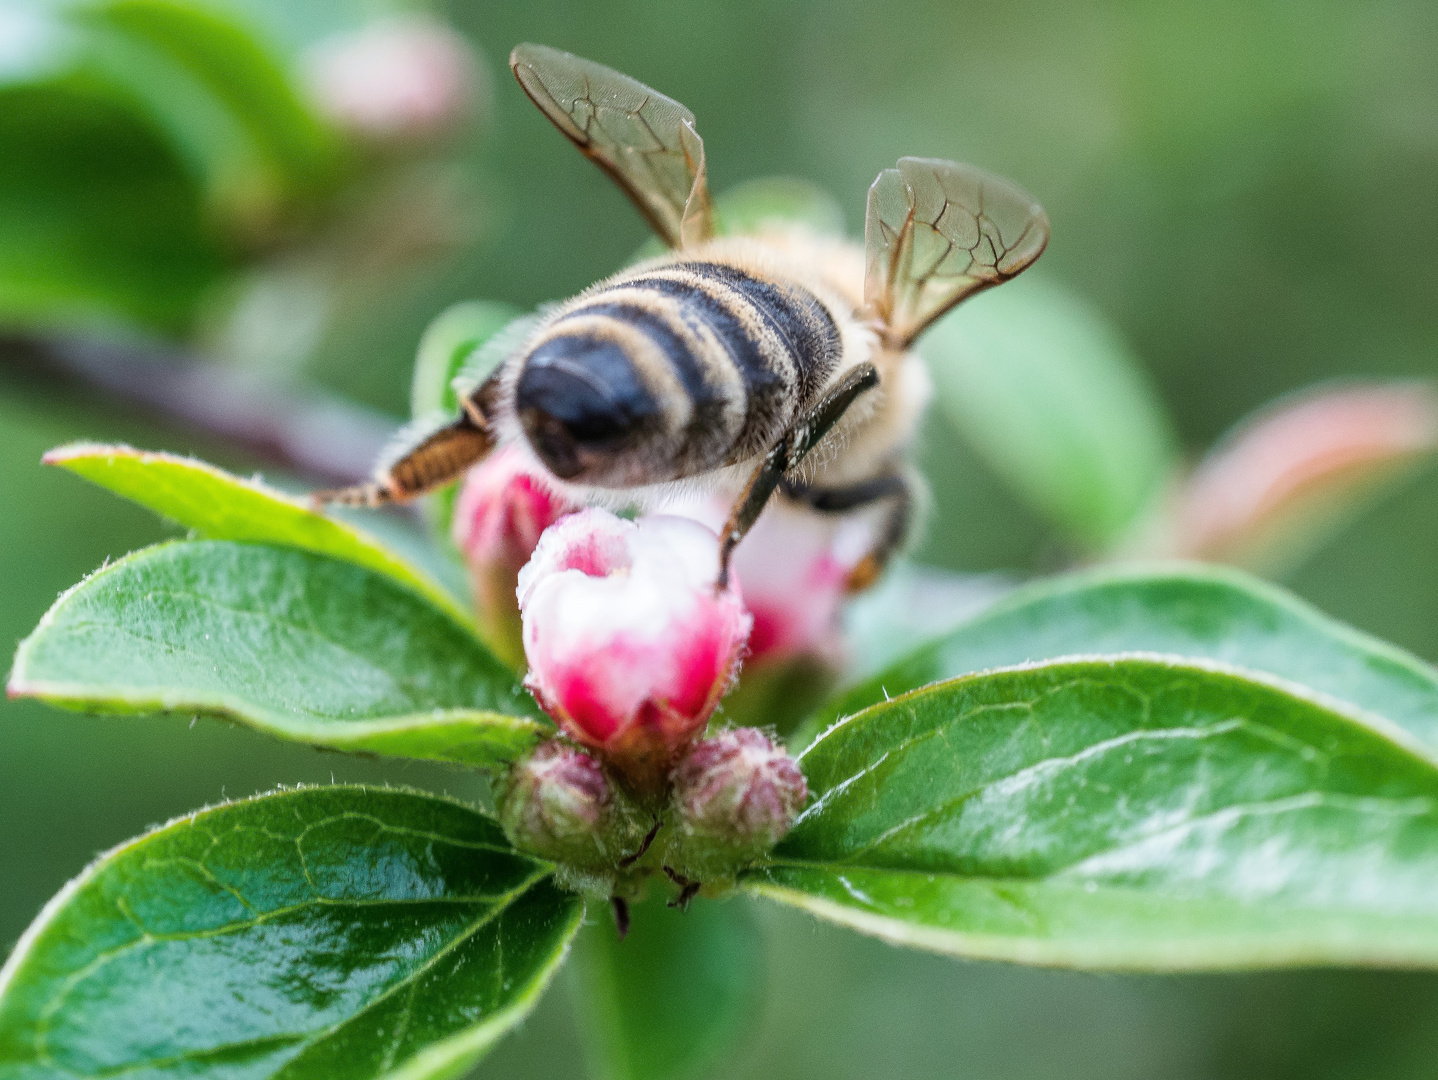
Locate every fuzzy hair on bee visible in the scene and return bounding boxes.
[314,43,1049,589]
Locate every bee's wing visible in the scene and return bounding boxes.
[865,157,1049,348]
[510,43,713,249]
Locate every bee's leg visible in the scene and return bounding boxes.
[662,866,702,910]
[716,363,880,587]
[780,469,914,591]
[311,413,494,508]
[611,896,631,941]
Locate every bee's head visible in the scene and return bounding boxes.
[515,332,661,484]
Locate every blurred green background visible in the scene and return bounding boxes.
[4,0,1438,1077]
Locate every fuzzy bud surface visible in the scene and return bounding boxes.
[499,739,613,867]
[671,728,808,871]
[517,508,752,793]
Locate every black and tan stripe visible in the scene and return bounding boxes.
[515,260,842,485]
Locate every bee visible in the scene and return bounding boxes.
[317,43,1049,587]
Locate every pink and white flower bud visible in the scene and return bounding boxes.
[499,739,612,867]
[452,445,575,665]
[303,16,483,142]
[517,509,752,795]
[670,728,808,873]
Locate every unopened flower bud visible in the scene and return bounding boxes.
[499,740,618,868]
[303,16,483,142]
[453,446,576,664]
[517,509,752,796]
[669,728,807,875]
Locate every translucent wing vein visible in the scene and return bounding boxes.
[510,43,712,248]
[865,157,1049,347]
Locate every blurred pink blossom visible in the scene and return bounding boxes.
[517,509,752,793]
[676,495,876,664]
[304,16,481,141]
[453,445,573,572]
[452,445,575,665]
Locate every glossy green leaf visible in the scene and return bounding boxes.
[754,656,1438,970]
[816,563,1438,759]
[569,894,764,1080]
[921,275,1177,550]
[45,442,474,628]
[0,786,582,1080]
[9,541,546,766]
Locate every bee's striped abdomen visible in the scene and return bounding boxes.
[514,260,844,486]
[624,263,828,449]
[556,297,736,467]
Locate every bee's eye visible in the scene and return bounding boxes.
[516,336,657,480]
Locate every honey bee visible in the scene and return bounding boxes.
[317,43,1049,587]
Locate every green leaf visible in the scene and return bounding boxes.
[72,0,343,224]
[714,176,847,237]
[753,656,1438,970]
[411,300,524,419]
[0,76,226,333]
[9,541,546,767]
[45,441,475,629]
[0,786,582,1079]
[815,563,1438,760]
[569,895,763,1080]
[921,275,1177,550]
